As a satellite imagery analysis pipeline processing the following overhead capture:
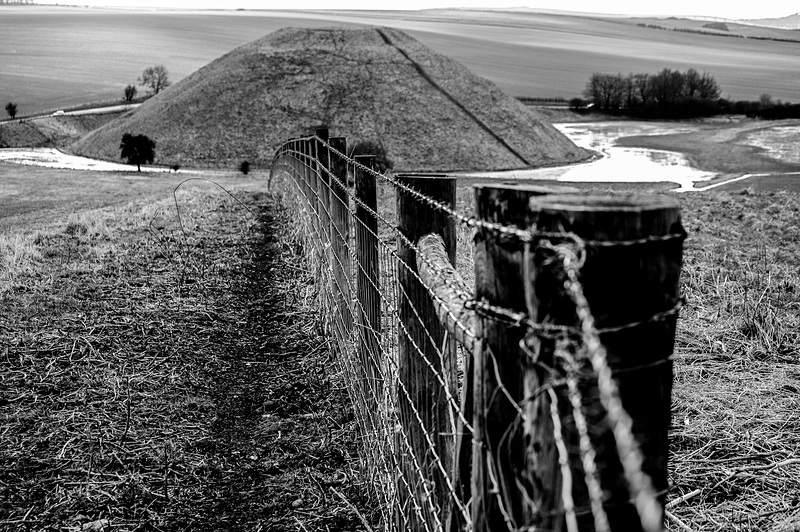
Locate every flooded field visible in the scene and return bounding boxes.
[0,147,173,172]
[461,119,800,191]
[462,121,715,190]
[744,125,800,164]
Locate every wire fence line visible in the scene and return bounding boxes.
[269,128,686,532]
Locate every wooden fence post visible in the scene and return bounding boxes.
[298,138,313,230]
[354,155,382,404]
[522,194,682,532]
[329,136,352,349]
[471,183,578,532]
[300,138,312,215]
[306,136,321,243]
[315,128,331,245]
[396,173,458,530]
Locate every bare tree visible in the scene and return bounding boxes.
[632,73,651,107]
[584,73,625,111]
[684,68,702,99]
[138,65,171,95]
[696,71,721,100]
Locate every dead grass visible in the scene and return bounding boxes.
[0,182,372,530]
[665,189,800,531]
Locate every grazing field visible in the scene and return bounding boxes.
[3,7,800,116]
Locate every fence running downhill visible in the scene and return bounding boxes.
[269,128,686,532]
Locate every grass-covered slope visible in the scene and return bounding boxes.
[70,27,589,172]
[0,114,121,149]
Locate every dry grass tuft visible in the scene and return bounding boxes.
[0,234,42,292]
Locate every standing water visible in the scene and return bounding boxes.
[462,121,717,191]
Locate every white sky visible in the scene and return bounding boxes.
[31,0,798,20]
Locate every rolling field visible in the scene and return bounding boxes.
[2,7,800,116]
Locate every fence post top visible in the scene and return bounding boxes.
[529,193,680,213]
[395,173,456,182]
[473,183,578,195]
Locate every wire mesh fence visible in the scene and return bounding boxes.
[269,129,685,532]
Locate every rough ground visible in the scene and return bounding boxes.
[0,188,374,531]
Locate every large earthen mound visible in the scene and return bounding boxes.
[71,27,589,172]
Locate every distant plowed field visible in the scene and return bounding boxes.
[2,7,799,116]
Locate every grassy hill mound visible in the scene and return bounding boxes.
[70,27,589,172]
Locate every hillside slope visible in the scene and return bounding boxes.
[70,27,589,172]
[0,114,121,149]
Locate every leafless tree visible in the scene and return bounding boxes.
[138,65,171,95]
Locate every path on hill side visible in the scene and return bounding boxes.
[175,194,374,530]
[376,28,531,167]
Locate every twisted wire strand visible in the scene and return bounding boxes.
[552,239,665,532]
[547,386,580,532]
[557,341,612,532]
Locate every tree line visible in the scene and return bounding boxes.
[576,68,799,119]
[579,68,721,118]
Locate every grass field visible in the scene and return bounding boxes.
[2,159,798,529]
[0,167,377,530]
[3,6,799,116]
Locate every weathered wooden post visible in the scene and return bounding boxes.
[306,135,321,245]
[315,128,331,246]
[396,173,458,530]
[329,136,352,350]
[298,138,313,230]
[522,194,682,532]
[300,138,313,214]
[354,155,382,404]
[471,184,578,532]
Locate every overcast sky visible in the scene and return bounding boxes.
[32,0,797,20]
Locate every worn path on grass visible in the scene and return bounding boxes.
[0,189,373,530]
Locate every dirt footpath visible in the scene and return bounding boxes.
[0,188,373,531]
